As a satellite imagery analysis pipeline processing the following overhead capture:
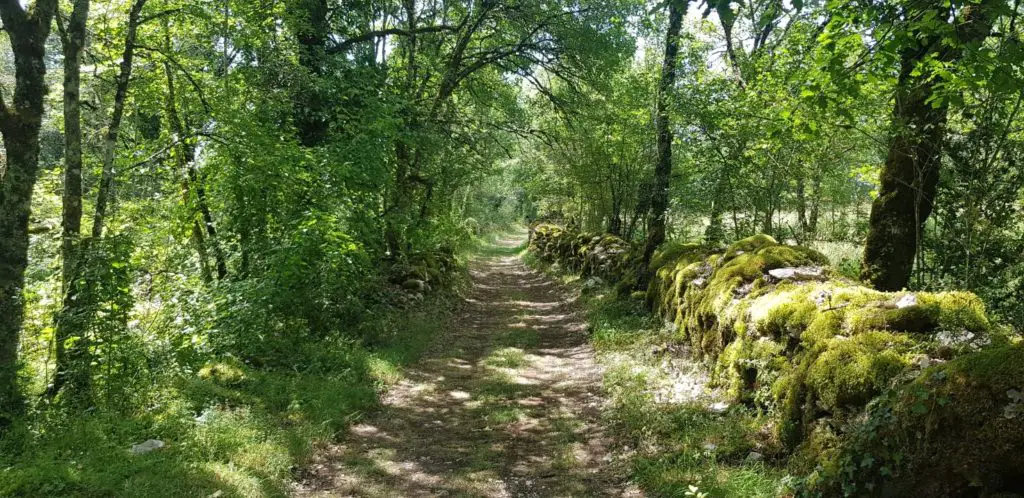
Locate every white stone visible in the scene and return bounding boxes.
[896,294,918,309]
[767,266,825,282]
[131,439,165,455]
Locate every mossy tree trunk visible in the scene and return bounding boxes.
[0,0,59,426]
[862,0,998,291]
[639,0,687,289]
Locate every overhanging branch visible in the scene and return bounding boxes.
[328,25,457,54]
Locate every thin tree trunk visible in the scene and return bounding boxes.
[809,172,821,234]
[162,28,228,280]
[386,0,421,255]
[51,0,92,398]
[796,177,807,233]
[293,0,330,146]
[92,0,148,239]
[639,0,688,291]
[0,0,59,425]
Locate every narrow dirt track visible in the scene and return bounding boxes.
[292,236,637,497]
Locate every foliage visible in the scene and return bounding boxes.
[1,0,1023,494]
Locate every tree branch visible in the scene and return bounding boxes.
[0,0,27,27]
[139,8,181,25]
[328,25,457,54]
[135,44,212,113]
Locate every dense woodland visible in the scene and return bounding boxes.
[1,0,1023,496]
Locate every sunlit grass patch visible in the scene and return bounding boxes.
[367,355,404,385]
[475,371,536,400]
[484,406,527,425]
[484,347,529,368]
[474,233,529,258]
[0,298,453,497]
[810,240,861,278]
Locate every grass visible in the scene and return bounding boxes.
[565,280,789,497]
[810,240,862,278]
[483,347,530,368]
[0,301,453,497]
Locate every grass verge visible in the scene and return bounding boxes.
[589,295,788,497]
[0,296,454,497]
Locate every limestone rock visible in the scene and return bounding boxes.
[767,266,826,282]
[131,439,165,455]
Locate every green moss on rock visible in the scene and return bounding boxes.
[803,342,1024,497]
[806,332,913,412]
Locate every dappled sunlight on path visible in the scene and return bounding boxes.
[293,235,639,497]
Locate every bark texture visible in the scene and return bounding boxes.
[51,0,93,398]
[638,0,687,289]
[862,0,998,291]
[0,0,59,424]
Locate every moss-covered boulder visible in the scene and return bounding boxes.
[802,341,1024,497]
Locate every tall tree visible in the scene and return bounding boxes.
[162,23,227,282]
[91,0,148,238]
[0,0,59,425]
[50,0,92,397]
[639,0,687,289]
[291,0,330,147]
[862,0,1000,291]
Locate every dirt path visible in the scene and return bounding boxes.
[292,236,637,497]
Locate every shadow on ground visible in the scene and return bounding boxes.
[293,235,637,497]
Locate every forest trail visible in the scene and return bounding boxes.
[293,234,637,497]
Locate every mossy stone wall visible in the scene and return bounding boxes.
[529,223,1024,496]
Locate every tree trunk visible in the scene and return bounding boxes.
[608,185,623,236]
[292,0,330,147]
[162,30,228,281]
[638,0,687,290]
[809,172,821,234]
[796,177,807,233]
[51,0,92,398]
[0,0,59,426]
[862,0,996,291]
[705,200,725,244]
[386,140,415,255]
[386,0,422,256]
[92,0,147,239]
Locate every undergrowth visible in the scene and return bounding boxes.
[0,294,455,498]
[584,293,787,498]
